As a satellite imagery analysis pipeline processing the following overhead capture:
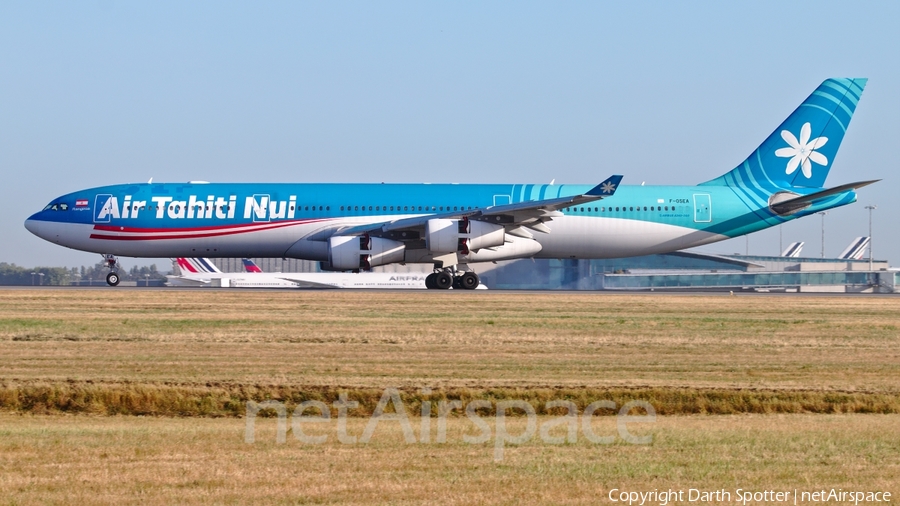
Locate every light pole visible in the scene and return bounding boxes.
[30,272,35,286]
[144,273,150,287]
[38,273,45,286]
[865,205,877,271]
[817,212,828,258]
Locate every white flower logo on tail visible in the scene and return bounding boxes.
[775,122,828,179]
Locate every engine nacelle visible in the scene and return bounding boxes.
[327,235,405,271]
[425,218,505,254]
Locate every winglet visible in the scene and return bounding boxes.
[586,175,624,196]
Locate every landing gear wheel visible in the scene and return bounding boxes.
[106,272,120,287]
[434,271,453,290]
[425,273,436,289]
[460,272,480,290]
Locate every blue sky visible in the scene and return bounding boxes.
[2,1,898,268]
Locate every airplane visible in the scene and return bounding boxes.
[25,78,877,289]
[166,256,444,289]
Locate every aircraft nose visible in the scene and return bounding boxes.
[24,215,51,241]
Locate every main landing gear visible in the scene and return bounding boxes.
[425,268,480,290]
[102,254,121,287]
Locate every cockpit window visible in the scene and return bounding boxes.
[59,203,69,211]
[42,202,69,211]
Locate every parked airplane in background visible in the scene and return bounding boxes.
[26,79,876,288]
[166,257,462,289]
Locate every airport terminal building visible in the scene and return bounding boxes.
[478,239,896,293]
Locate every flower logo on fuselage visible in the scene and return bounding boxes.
[774,122,828,179]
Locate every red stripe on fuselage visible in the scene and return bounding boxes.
[92,218,319,234]
[89,219,332,241]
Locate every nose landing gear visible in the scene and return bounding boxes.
[102,254,121,286]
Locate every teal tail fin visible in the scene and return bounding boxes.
[702,78,866,191]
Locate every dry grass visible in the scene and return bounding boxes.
[1,289,899,503]
[1,382,898,417]
[1,289,899,416]
[0,413,897,505]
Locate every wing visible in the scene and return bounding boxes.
[338,175,623,239]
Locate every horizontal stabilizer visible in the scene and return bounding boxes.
[770,180,879,215]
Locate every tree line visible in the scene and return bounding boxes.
[0,262,168,286]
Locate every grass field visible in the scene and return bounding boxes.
[1,289,899,414]
[1,414,897,505]
[1,288,898,503]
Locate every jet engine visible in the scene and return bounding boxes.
[327,235,405,270]
[425,218,505,254]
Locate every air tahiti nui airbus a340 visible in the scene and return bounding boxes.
[26,78,877,289]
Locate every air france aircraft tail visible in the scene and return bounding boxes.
[242,259,263,273]
[175,258,222,275]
